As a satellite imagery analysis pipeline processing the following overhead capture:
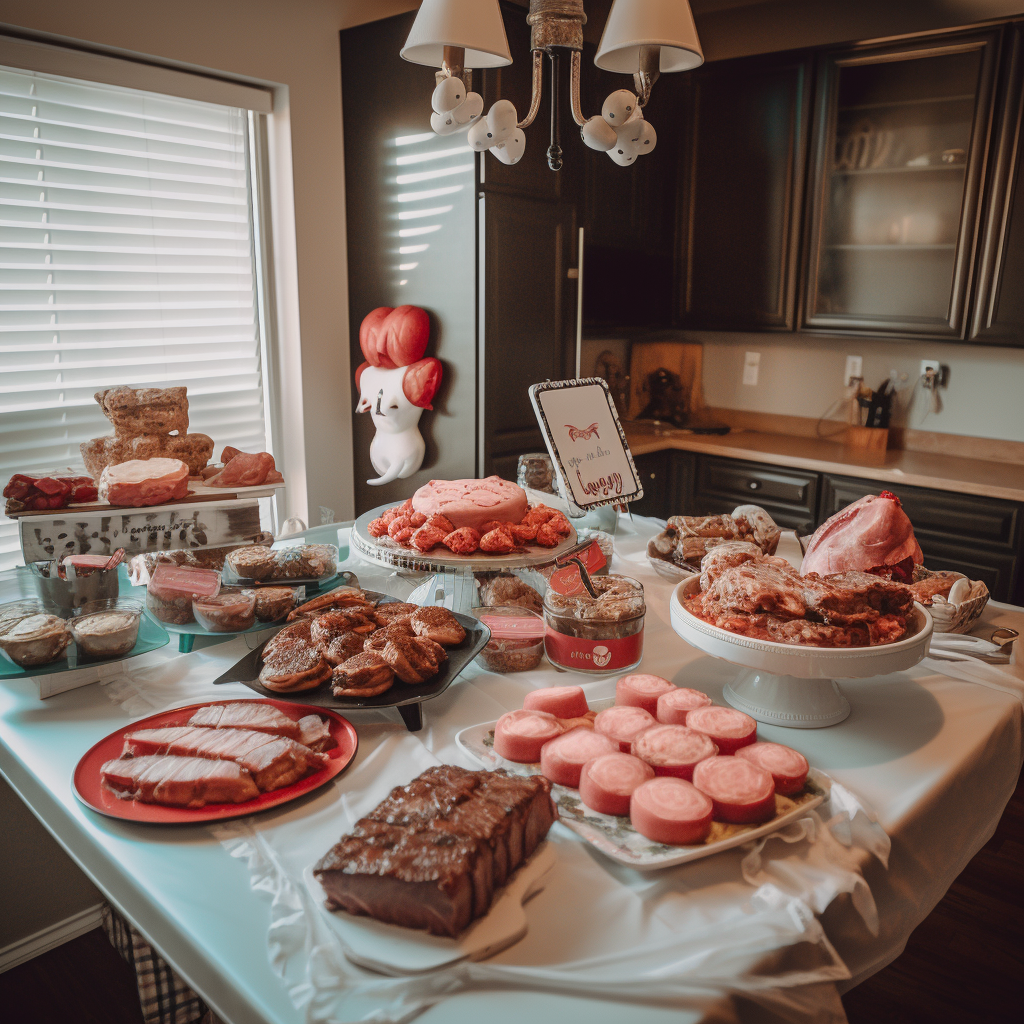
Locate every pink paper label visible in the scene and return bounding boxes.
[579,539,607,573]
[548,563,586,596]
[544,629,643,671]
[478,615,544,640]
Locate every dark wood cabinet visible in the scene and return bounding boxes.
[629,450,695,520]
[677,52,812,330]
[801,29,1000,338]
[696,457,819,533]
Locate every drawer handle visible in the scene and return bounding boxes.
[748,480,761,490]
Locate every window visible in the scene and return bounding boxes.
[0,58,274,569]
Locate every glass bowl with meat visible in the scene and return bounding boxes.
[70,599,143,659]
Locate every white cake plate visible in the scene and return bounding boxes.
[670,577,933,728]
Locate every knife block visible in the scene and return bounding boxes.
[844,426,889,451]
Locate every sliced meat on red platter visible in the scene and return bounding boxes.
[593,705,656,752]
[655,687,712,726]
[579,752,654,816]
[493,709,563,763]
[615,673,676,715]
[298,714,335,753]
[692,755,776,824]
[101,755,259,807]
[187,702,301,740]
[684,706,757,755]
[122,727,326,792]
[630,776,714,845]
[631,724,718,780]
[735,742,809,796]
[523,685,588,719]
[539,727,618,788]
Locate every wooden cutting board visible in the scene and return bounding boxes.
[627,342,704,421]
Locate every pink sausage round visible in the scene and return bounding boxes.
[685,706,757,755]
[616,673,676,715]
[630,777,713,845]
[540,727,617,788]
[594,705,657,752]
[493,709,563,764]
[735,742,809,796]
[523,685,589,719]
[692,755,776,824]
[631,724,717,780]
[579,752,654,816]
[656,687,712,725]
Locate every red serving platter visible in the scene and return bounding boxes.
[73,698,358,825]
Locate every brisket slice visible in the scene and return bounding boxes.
[313,767,556,938]
[101,754,259,807]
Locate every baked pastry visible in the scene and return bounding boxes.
[226,545,278,581]
[477,573,543,613]
[331,652,395,697]
[381,635,448,684]
[322,632,367,666]
[259,627,332,691]
[363,621,416,651]
[253,587,297,623]
[287,588,374,622]
[311,611,377,666]
[410,607,465,646]
[411,477,528,533]
[372,602,420,627]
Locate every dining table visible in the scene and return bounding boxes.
[1,514,1021,1024]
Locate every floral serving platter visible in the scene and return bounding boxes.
[456,698,828,871]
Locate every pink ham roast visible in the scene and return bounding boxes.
[615,674,676,715]
[630,776,713,845]
[411,477,529,533]
[540,727,617,788]
[493,709,563,764]
[801,491,924,576]
[735,742,809,796]
[692,755,776,824]
[594,705,656,752]
[656,687,712,725]
[523,685,589,719]
[98,458,189,507]
[685,706,757,755]
[631,724,717,780]
[579,752,654,816]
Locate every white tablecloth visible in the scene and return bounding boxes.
[1,516,1022,1024]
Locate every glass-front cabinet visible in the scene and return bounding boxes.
[802,30,1000,337]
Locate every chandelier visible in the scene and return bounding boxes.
[401,0,703,170]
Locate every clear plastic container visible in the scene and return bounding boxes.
[223,543,338,585]
[192,587,257,632]
[146,565,222,624]
[543,574,645,675]
[471,605,545,673]
[70,598,142,659]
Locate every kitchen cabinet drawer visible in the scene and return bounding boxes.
[629,451,695,520]
[911,544,1018,602]
[696,457,819,532]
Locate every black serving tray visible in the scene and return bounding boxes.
[211,593,490,731]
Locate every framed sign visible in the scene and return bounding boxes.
[528,378,643,511]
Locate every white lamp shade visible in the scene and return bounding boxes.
[401,0,512,69]
[595,0,704,74]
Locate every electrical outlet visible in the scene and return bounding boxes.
[319,506,335,525]
[743,351,760,386]
[920,360,940,378]
[920,360,949,388]
[844,355,863,386]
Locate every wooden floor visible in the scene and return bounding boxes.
[1,771,1020,1024]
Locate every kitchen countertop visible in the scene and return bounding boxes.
[624,423,1024,503]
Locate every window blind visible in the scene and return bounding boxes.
[0,63,270,569]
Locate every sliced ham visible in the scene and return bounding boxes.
[631,724,718,780]
[101,754,259,807]
[630,777,713,845]
[579,752,654,816]
[656,687,712,725]
[298,714,336,753]
[188,702,301,740]
[98,458,189,507]
[615,673,676,715]
[594,705,657,752]
[523,685,589,719]
[493,709,563,763]
[540,727,617,788]
[692,755,776,824]
[735,742,808,796]
[685,706,757,755]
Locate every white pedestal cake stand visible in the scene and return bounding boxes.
[670,577,933,728]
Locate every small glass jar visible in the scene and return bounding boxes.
[0,611,71,667]
[517,453,555,494]
[543,574,645,675]
[193,587,257,632]
[472,605,545,673]
[70,599,142,659]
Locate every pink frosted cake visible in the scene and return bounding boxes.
[411,476,529,533]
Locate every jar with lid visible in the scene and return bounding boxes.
[471,605,545,673]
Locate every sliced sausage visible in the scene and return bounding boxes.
[540,727,618,788]
[631,724,718,780]
[656,687,712,725]
[493,709,563,764]
[615,673,676,715]
[593,705,656,752]
[692,755,776,824]
[685,706,757,755]
[523,685,589,719]
[579,752,654,816]
[735,742,809,796]
[630,777,713,845]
